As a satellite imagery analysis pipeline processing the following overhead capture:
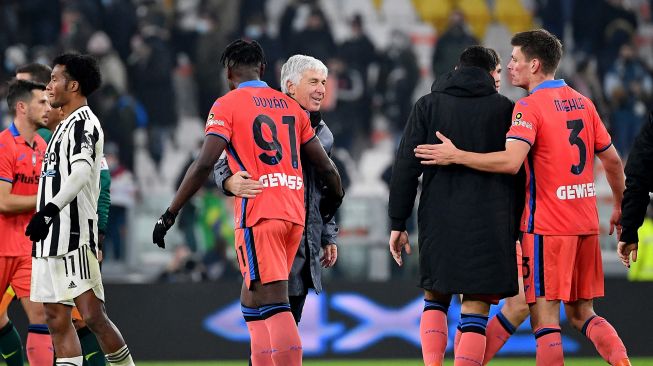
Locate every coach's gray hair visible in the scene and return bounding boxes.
[280,55,328,94]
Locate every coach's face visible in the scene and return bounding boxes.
[26,89,50,129]
[288,69,326,112]
[508,46,530,90]
[47,65,72,109]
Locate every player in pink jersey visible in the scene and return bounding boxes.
[152,39,343,366]
[414,29,629,366]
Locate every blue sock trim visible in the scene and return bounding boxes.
[28,324,50,334]
[241,304,262,322]
[534,326,561,339]
[581,315,598,336]
[459,313,489,334]
[423,299,449,313]
[496,312,516,334]
[259,303,291,320]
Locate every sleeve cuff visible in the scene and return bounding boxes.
[221,180,235,196]
[391,218,406,232]
[620,229,639,244]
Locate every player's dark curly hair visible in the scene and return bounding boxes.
[52,53,102,97]
[220,39,266,69]
[458,45,497,73]
[6,79,46,115]
[511,29,562,75]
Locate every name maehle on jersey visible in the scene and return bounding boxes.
[33,106,104,258]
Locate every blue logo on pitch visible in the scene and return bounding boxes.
[203,293,579,356]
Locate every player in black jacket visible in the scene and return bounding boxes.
[388,46,521,366]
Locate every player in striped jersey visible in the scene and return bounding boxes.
[25,54,134,366]
[1,62,108,366]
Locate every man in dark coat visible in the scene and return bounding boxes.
[388,46,519,366]
[618,111,653,267]
[214,55,338,324]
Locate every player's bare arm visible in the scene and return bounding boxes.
[0,181,36,213]
[597,145,631,268]
[301,137,344,221]
[169,135,228,214]
[414,131,529,174]
[153,134,227,248]
[596,145,625,236]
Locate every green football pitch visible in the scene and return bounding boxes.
[139,358,653,366]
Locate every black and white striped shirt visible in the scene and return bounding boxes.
[33,106,104,257]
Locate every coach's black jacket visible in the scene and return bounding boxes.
[388,66,521,297]
[621,112,653,244]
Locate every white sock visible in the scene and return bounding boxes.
[105,345,135,366]
[56,356,83,366]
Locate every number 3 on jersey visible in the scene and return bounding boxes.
[566,119,586,175]
[252,114,299,168]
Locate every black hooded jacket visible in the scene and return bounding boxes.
[388,66,521,296]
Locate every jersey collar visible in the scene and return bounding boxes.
[237,80,268,89]
[8,121,35,148]
[530,79,566,94]
[9,122,20,137]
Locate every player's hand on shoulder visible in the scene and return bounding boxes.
[414,131,458,165]
[25,202,60,242]
[153,208,177,249]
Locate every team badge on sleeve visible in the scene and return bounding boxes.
[81,132,95,153]
[206,113,225,127]
[512,112,533,129]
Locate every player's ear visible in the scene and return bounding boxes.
[530,58,540,74]
[287,80,296,96]
[67,80,80,93]
[15,100,27,115]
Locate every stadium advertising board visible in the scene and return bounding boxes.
[9,279,653,360]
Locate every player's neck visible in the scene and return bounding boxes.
[232,73,261,89]
[12,117,37,144]
[527,74,555,93]
[61,97,88,119]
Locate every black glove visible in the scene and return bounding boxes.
[25,203,60,242]
[153,208,177,248]
[319,189,344,224]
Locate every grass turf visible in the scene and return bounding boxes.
[139,358,653,366]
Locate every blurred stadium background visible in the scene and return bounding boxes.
[2,0,653,363]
